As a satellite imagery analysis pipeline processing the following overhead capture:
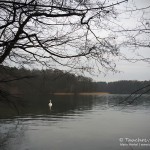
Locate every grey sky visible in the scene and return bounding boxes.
[92,60,150,82]
[1,0,149,82]
[90,0,150,82]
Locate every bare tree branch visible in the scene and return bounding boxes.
[0,0,149,73]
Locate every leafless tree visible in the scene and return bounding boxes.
[0,0,150,74]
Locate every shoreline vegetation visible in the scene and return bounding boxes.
[0,66,150,95]
[52,92,109,95]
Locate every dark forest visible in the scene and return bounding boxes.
[1,66,150,96]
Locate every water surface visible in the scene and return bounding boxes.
[0,94,150,150]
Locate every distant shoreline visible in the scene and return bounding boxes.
[52,92,109,95]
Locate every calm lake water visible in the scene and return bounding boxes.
[0,94,150,150]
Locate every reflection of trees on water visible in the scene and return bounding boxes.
[0,94,150,149]
[107,94,150,108]
[0,120,25,150]
[95,94,150,111]
[1,95,150,118]
[24,94,150,115]
[53,95,94,113]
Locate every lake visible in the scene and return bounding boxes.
[0,94,150,150]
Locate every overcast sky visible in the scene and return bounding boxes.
[92,60,150,82]
[90,0,150,82]
[3,0,150,82]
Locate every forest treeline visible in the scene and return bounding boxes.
[0,65,95,95]
[96,81,150,94]
[0,66,150,95]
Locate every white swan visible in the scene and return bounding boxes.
[49,100,52,107]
